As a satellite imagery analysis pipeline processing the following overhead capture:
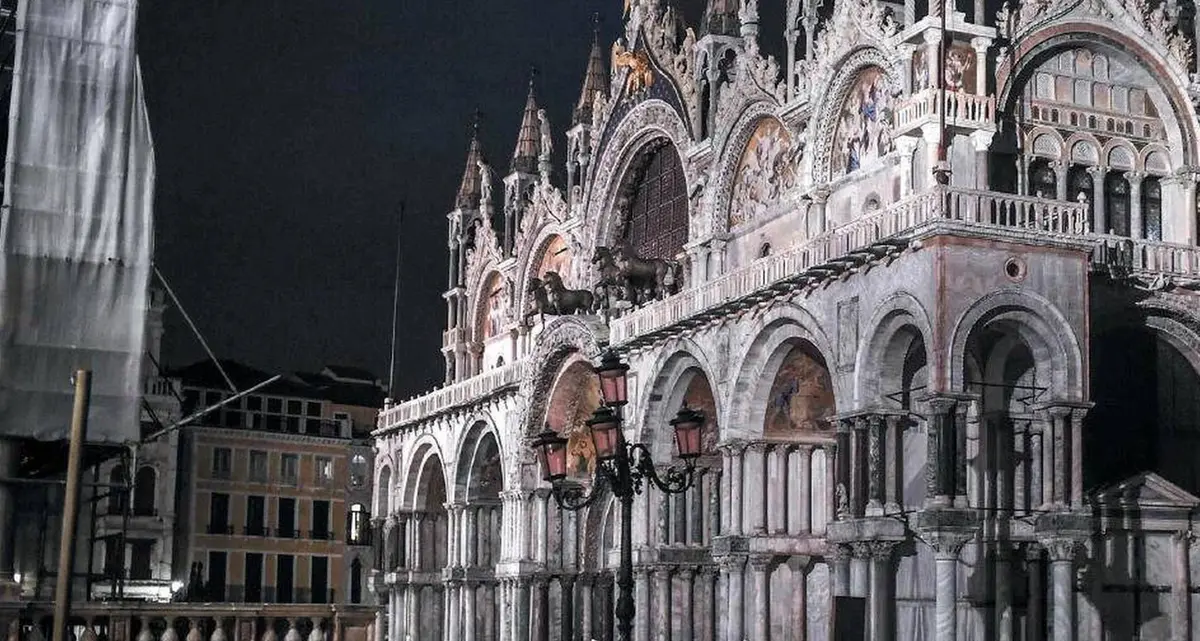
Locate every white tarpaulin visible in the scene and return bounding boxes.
[0,0,153,442]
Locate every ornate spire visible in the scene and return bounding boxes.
[573,16,610,126]
[702,0,740,37]
[454,113,483,210]
[510,70,541,175]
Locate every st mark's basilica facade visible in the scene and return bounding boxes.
[371,0,1200,639]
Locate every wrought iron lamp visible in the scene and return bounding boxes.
[530,349,703,641]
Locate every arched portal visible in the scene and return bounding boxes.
[1088,328,1200,494]
[544,359,603,479]
[409,452,448,638]
[459,427,503,641]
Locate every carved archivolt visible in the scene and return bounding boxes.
[810,47,901,185]
[515,316,606,437]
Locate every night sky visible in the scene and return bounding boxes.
[137,1,738,398]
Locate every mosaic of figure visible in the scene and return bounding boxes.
[545,361,603,477]
[681,373,719,455]
[536,235,572,280]
[729,118,799,228]
[482,274,505,339]
[832,66,895,177]
[764,345,836,436]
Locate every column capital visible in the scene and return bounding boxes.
[1038,537,1080,561]
[746,440,771,454]
[825,543,851,563]
[786,555,813,573]
[719,555,747,571]
[1085,165,1107,178]
[924,531,972,560]
[1127,170,1147,185]
[719,440,748,455]
[748,554,777,572]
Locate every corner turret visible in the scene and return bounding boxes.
[503,74,542,256]
[567,20,610,207]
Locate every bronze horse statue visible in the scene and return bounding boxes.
[611,243,683,303]
[542,271,594,315]
[591,246,630,310]
[524,277,550,326]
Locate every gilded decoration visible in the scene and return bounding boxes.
[729,118,799,228]
[832,66,896,177]
[612,42,655,96]
[911,44,977,93]
[545,360,603,477]
[764,346,836,436]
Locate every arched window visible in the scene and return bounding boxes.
[347,503,370,546]
[349,455,367,488]
[108,466,127,515]
[1142,176,1162,241]
[621,143,688,259]
[1106,171,1132,236]
[133,466,156,516]
[1029,159,1057,198]
[1068,165,1093,218]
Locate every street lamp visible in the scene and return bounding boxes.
[530,349,703,641]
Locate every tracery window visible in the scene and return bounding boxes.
[1142,176,1162,241]
[1106,172,1131,236]
[1029,159,1056,198]
[621,143,688,260]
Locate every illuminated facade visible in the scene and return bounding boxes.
[374,0,1200,639]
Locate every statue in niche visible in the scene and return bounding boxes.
[537,109,553,159]
[478,158,495,210]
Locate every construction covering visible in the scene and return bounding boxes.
[0,0,153,442]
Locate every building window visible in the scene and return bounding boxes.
[249,450,268,483]
[315,457,333,485]
[245,495,266,536]
[1106,171,1131,236]
[350,557,363,604]
[275,554,294,603]
[1143,175,1162,241]
[208,492,231,534]
[103,537,123,578]
[306,401,321,417]
[347,503,370,546]
[129,540,154,580]
[207,551,227,601]
[311,556,330,604]
[107,466,128,515]
[1029,159,1057,198]
[212,447,232,480]
[349,455,367,488]
[277,497,297,538]
[132,466,156,516]
[280,454,298,485]
[244,552,264,603]
[621,142,689,260]
[311,500,331,540]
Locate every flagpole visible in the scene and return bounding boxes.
[387,202,405,399]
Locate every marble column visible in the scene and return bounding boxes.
[885,416,903,514]
[747,443,769,534]
[896,138,920,197]
[750,556,772,641]
[1053,161,1068,202]
[447,583,462,641]
[995,546,1013,641]
[1026,546,1045,641]
[535,577,549,641]
[1087,166,1107,234]
[1032,413,1049,509]
[535,490,549,563]
[850,418,867,517]
[926,398,957,507]
[679,568,696,641]
[788,557,809,641]
[849,546,869,598]
[770,445,790,533]
[1172,531,1193,641]
[867,415,885,516]
[1049,407,1070,508]
[1129,171,1146,239]
[1069,408,1086,510]
[560,576,575,641]
[970,131,993,191]
[729,445,744,535]
[1041,540,1077,641]
[867,543,895,641]
[724,558,745,641]
[579,576,594,641]
[653,568,671,638]
[931,535,969,641]
[463,581,477,641]
[796,445,813,533]
[636,568,651,641]
[829,545,850,597]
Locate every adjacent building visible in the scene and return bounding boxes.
[374,1,1200,640]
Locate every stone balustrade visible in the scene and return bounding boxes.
[376,360,523,431]
[893,89,997,131]
[0,604,376,641]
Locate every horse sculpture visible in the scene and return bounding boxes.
[524,277,551,326]
[542,271,594,316]
[611,244,683,303]
[591,247,630,311]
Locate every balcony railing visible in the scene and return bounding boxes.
[378,360,523,431]
[308,529,335,541]
[377,184,1200,432]
[894,89,997,131]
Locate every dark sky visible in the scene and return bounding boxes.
[137,1,744,398]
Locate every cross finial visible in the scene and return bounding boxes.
[471,108,482,136]
[592,12,601,39]
[529,65,538,92]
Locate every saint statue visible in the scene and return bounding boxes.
[537,108,553,158]
[477,158,495,208]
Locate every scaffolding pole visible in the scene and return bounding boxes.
[52,370,92,641]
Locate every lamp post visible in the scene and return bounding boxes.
[531,349,703,641]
